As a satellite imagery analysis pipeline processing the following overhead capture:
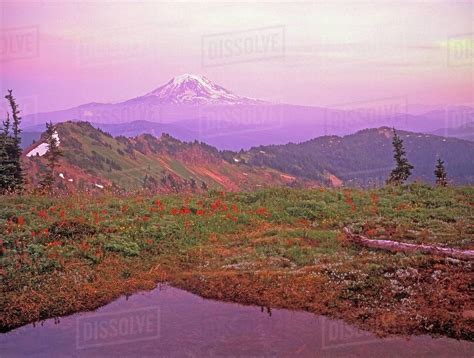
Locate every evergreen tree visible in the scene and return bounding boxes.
[0,90,24,193]
[5,90,24,189]
[143,174,158,190]
[190,178,197,192]
[434,158,448,187]
[3,112,10,135]
[0,113,12,191]
[39,122,62,192]
[6,90,22,141]
[167,173,180,193]
[386,128,414,185]
[0,131,16,192]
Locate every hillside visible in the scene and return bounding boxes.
[234,127,474,186]
[23,123,474,191]
[22,121,315,192]
[431,121,474,142]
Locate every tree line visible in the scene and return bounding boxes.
[0,90,62,194]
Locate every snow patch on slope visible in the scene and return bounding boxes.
[26,142,49,157]
[26,131,61,157]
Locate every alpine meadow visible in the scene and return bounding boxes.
[1,2,473,357]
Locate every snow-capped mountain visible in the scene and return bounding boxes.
[22,73,474,151]
[129,74,262,105]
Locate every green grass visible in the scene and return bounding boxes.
[1,184,473,339]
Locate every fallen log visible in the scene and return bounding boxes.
[343,227,474,261]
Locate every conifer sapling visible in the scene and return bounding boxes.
[387,128,414,185]
[434,158,448,187]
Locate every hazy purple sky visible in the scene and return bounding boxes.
[0,1,473,115]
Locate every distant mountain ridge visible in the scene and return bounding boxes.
[22,121,474,191]
[431,121,474,142]
[20,74,474,150]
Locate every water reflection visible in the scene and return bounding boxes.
[1,285,473,357]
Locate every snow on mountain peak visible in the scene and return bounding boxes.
[171,73,210,86]
[143,74,261,105]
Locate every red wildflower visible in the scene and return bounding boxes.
[154,200,165,211]
[196,209,206,216]
[6,220,13,234]
[370,193,379,214]
[226,213,237,222]
[17,216,25,226]
[171,208,180,215]
[180,207,191,215]
[343,190,356,212]
[298,219,310,227]
[38,209,48,219]
[211,199,222,211]
[211,199,228,212]
[366,229,377,237]
[370,192,379,205]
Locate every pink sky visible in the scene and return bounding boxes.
[0,1,473,115]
